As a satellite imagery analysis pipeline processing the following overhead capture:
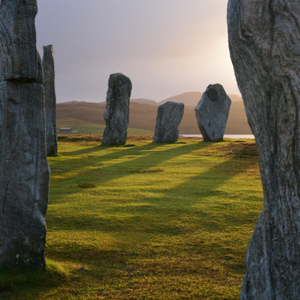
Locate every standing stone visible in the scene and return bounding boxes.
[195,84,231,141]
[0,0,43,82]
[228,1,300,299]
[0,0,50,269]
[153,101,184,143]
[43,45,57,155]
[102,73,132,145]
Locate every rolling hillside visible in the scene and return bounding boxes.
[131,98,157,105]
[132,92,244,106]
[57,93,251,134]
[157,92,203,107]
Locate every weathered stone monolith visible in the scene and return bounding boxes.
[228,1,300,299]
[0,0,43,83]
[43,45,57,155]
[195,84,231,141]
[102,73,132,145]
[0,0,50,269]
[153,101,184,143]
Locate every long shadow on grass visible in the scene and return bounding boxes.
[59,143,144,156]
[49,142,166,173]
[47,142,260,277]
[155,143,261,274]
[49,141,213,201]
[49,145,260,237]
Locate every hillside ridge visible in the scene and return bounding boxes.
[131,92,243,107]
[57,93,251,134]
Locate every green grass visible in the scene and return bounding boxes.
[0,138,263,299]
[57,117,154,136]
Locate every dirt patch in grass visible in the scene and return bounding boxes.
[78,183,98,188]
[219,142,258,157]
[131,168,164,173]
[58,134,102,142]
[193,141,258,159]
[51,169,66,173]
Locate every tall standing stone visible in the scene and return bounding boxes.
[195,84,231,141]
[43,45,57,155]
[0,0,50,269]
[153,101,184,143]
[102,73,132,145]
[0,0,43,83]
[228,1,300,299]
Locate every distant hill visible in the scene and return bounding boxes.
[228,94,243,102]
[226,100,250,134]
[131,98,157,105]
[132,92,243,107]
[158,92,203,107]
[57,92,251,134]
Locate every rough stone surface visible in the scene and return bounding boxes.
[102,73,132,145]
[0,0,42,82]
[153,101,184,143]
[0,0,49,269]
[43,45,57,155]
[228,1,300,299]
[195,84,231,141]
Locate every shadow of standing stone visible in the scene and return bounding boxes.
[195,84,231,141]
[102,73,132,145]
[0,0,50,269]
[43,45,57,156]
[153,101,184,143]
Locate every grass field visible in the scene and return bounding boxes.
[0,137,263,299]
[57,118,154,136]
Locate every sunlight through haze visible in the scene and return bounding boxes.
[36,0,239,103]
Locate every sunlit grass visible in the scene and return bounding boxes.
[0,137,262,299]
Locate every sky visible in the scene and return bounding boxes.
[36,0,239,103]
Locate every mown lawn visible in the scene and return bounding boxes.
[0,136,263,300]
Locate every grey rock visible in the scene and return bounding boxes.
[153,101,184,143]
[43,45,57,155]
[0,0,42,83]
[195,84,231,141]
[102,73,132,145]
[228,1,300,299]
[0,0,49,269]
[0,82,49,269]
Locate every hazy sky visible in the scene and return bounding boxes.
[36,0,239,103]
